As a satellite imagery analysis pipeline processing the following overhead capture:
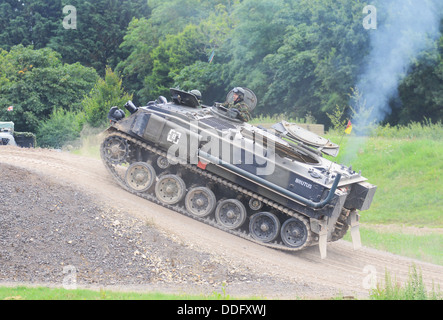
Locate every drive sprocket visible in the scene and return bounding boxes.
[101,135,129,165]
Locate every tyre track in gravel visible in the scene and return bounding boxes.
[1,146,442,298]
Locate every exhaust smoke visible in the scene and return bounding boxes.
[344,0,443,162]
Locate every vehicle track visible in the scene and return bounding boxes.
[1,146,442,298]
[101,129,316,252]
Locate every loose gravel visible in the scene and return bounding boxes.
[0,163,316,298]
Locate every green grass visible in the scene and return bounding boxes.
[326,134,443,227]
[369,264,442,300]
[343,227,443,265]
[0,286,174,300]
[326,123,443,265]
[0,284,241,300]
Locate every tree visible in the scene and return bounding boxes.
[36,108,84,148]
[116,17,159,105]
[391,35,443,124]
[116,1,234,105]
[142,24,208,100]
[0,0,62,50]
[262,0,370,124]
[221,0,290,110]
[0,45,98,132]
[49,0,150,75]
[173,61,226,105]
[262,23,319,117]
[82,67,132,128]
[3,0,442,128]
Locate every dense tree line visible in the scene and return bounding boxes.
[0,0,149,72]
[0,45,99,133]
[0,0,442,147]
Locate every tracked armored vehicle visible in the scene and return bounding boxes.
[100,88,376,258]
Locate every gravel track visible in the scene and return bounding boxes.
[1,146,442,299]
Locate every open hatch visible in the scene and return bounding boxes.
[272,121,340,157]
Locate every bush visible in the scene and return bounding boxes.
[0,45,98,133]
[370,265,442,300]
[82,67,132,128]
[37,109,84,148]
[372,119,443,140]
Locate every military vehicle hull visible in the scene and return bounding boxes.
[100,89,376,258]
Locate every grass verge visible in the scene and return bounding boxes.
[0,284,240,300]
[326,135,442,227]
[369,264,442,300]
[343,226,443,265]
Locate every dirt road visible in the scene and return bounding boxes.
[1,146,442,299]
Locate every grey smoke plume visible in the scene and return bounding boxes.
[343,0,442,162]
[356,0,442,127]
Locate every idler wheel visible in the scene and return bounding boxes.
[249,212,280,243]
[155,174,186,205]
[281,217,309,248]
[215,199,246,230]
[125,162,156,192]
[101,135,129,164]
[185,187,216,218]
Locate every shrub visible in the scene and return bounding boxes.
[37,109,84,148]
[82,67,132,128]
[370,264,442,300]
[372,119,443,140]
